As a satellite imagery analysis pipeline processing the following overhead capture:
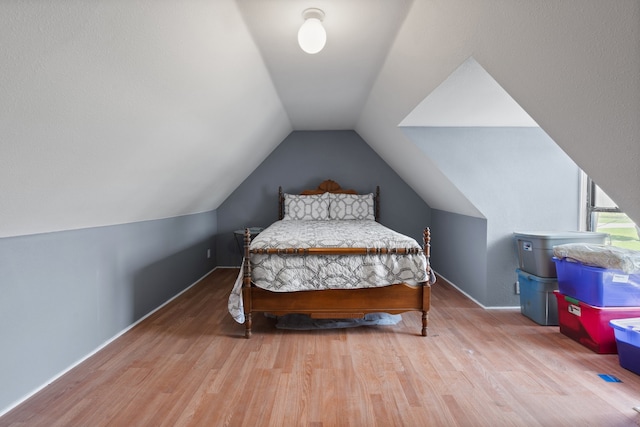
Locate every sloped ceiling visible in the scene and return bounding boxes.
[356,0,640,222]
[0,0,291,237]
[236,0,413,130]
[1,0,639,238]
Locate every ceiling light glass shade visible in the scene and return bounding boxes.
[298,9,326,54]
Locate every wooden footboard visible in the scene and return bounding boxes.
[249,283,430,337]
[241,227,432,338]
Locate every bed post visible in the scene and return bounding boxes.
[278,186,284,220]
[375,186,380,221]
[422,227,431,337]
[243,228,253,338]
[423,227,431,260]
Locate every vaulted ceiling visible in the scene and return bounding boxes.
[1,0,639,238]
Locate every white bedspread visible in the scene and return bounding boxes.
[228,220,432,323]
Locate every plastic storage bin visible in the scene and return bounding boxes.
[513,231,608,278]
[554,291,640,353]
[517,269,558,325]
[553,257,640,307]
[609,318,640,375]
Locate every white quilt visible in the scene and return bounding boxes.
[228,220,433,323]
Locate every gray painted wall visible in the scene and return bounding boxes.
[431,210,488,303]
[216,130,433,266]
[403,127,580,306]
[0,211,217,413]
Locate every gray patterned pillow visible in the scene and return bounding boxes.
[283,193,330,220]
[329,193,375,220]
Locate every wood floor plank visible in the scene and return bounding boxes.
[2,269,640,426]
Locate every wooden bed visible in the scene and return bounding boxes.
[241,180,432,338]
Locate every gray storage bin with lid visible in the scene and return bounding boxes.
[513,231,608,278]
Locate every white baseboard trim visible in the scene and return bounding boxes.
[0,267,218,418]
[435,272,520,311]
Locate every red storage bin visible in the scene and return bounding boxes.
[554,291,640,354]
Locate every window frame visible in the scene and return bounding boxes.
[586,176,621,232]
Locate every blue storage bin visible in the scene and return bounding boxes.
[553,257,640,307]
[517,269,558,325]
[609,318,640,375]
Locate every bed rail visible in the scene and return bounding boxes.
[249,247,424,255]
[243,228,431,256]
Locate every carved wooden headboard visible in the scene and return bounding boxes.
[300,179,357,195]
[278,179,380,221]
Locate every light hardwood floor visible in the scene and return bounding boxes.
[2,268,640,426]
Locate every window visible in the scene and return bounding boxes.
[586,177,640,250]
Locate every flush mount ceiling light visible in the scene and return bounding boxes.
[298,8,326,54]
